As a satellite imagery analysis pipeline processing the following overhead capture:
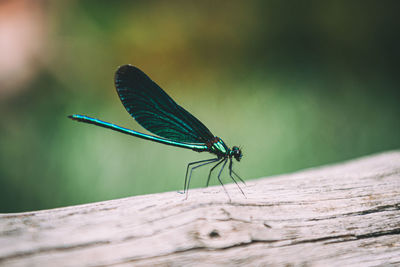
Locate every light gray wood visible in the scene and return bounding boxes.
[1,151,399,267]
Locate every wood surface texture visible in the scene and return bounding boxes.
[1,151,399,266]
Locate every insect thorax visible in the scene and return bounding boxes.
[208,137,230,158]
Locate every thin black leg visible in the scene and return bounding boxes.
[229,159,246,197]
[182,158,217,193]
[216,158,231,201]
[206,158,225,187]
[185,158,219,199]
[231,168,246,185]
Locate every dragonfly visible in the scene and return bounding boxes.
[69,65,245,199]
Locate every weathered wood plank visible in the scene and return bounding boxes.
[1,151,399,266]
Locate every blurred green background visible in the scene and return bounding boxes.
[0,0,399,212]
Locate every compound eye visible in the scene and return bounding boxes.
[231,146,242,161]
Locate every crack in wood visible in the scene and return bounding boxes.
[0,240,111,263]
[307,203,400,221]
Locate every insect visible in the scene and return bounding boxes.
[69,65,245,199]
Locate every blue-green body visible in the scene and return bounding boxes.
[69,115,237,159]
[69,115,209,152]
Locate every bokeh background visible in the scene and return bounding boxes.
[1,0,399,212]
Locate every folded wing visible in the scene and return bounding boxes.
[115,65,215,144]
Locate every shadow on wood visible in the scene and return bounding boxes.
[1,151,399,266]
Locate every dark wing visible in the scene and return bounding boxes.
[114,65,215,144]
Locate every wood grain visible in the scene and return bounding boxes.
[1,151,399,266]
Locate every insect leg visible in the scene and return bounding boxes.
[231,168,246,185]
[229,159,246,197]
[185,158,219,199]
[216,158,231,201]
[206,158,225,187]
[182,158,218,193]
